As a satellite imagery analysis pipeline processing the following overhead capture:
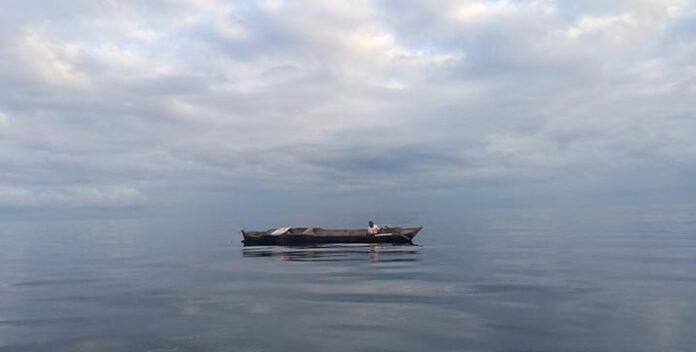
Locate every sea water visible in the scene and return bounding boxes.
[1,205,695,351]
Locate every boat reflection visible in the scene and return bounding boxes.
[242,243,421,263]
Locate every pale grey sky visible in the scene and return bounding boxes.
[0,0,695,209]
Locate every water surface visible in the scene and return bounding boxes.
[1,206,695,351]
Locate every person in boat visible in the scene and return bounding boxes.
[368,221,381,235]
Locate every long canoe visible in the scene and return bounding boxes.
[241,227,422,246]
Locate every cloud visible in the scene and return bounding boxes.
[0,185,145,208]
[0,0,694,208]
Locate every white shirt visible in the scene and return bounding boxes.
[369,225,381,235]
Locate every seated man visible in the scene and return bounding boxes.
[368,221,381,235]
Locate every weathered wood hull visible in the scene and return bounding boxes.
[241,227,422,246]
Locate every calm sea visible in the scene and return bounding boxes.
[1,205,695,351]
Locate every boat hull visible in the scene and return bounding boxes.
[241,227,422,246]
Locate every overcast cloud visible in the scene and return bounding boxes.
[0,0,695,209]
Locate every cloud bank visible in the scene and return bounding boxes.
[0,0,695,208]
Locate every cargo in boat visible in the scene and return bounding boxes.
[241,226,422,246]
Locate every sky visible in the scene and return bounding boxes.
[0,0,695,212]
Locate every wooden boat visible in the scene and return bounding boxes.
[241,226,422,246]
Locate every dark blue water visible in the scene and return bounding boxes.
[1,206,696,351]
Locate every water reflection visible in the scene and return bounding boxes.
[242,244,421,262]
